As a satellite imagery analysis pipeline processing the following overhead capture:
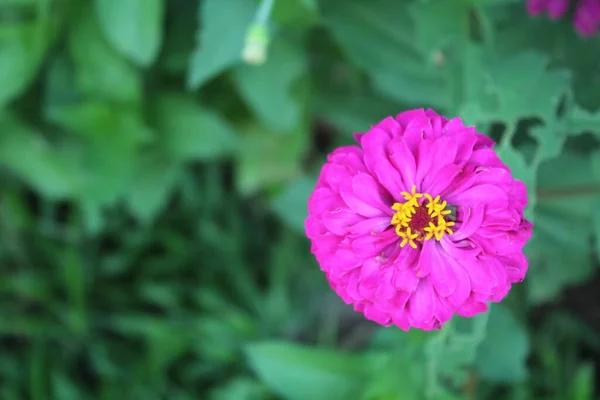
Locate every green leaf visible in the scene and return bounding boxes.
[322,0,451,109]
[425,313,489,392]
[315,90,403,135]
[236,123,309,195]
[52,374,85,400]
[124,151,180,224]
[155,94,237,162]
[526,150,599,304]
[474,304,529,383]
[47,102,152,206]
[270,176,315,233]
[567,363,595,400]
[410,0,468,56]
[272,0,320,27]
[460,51,570,127]
[209,377,269,400]
[245,341,367,400]
[187,0,255,88]
[69,6,141,104]
[0,19,57,106]
[94,0,164,66]
[0,112,72,198]
[493,11,600,109]
[158,0,196,74]
[233,37,306,131]
[495,145,537,220]
[565,104,600,137]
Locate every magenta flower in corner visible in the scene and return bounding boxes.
[527,0,600,37]
[305,109,533,331]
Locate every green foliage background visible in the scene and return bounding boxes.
[1,0,600,399]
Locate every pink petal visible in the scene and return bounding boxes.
[453,203,485,241]
[321,208,364,236]
[395,109,427,127]
[374,116,403,133]
[392,263,420,293]
[407,279,436,327]
[415,136,458,185]
[457,299,488,317]
[360,128,405,197]
[547,0,569,19]
[348,217,392,236]
[392,309,411,331]
[351,173,393,215]
[447,184,509,213]
[427,242,457,297]
[527,0,548,15]
[434,296,455,324]
[359,257,382,288]
[340,179,385,218]
[308,187,343,215]
[439,236,481,260]
[458,259,498,297]
[444,258,472,307]
[319,163,350,192]
[415,239,436,277]
[376,266,398,300]
[422,164,462,196]
[501,252,529,283]
[388,136,417,189]
[364,302,392,325]
[328,146,366,173]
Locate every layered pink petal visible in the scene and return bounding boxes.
[306,108,532,331]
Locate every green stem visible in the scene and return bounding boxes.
[255,0,275,25]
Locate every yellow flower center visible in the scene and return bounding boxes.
[390,185,455,249]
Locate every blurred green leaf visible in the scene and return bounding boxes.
[159,0,196,74]
[425,313,489,392]
[28,340,46,400]
[0,112,72,198]
[272,0,319,27]
[246,341,367,400]
[209,377,269,400]
[496,145,537,220]
[565,104,600,137]
[155,94,237,161]
[315,90,402,135]
[52,373,85,400]
[474,304,529,383]
[460,51,570,126]
[236,123,309,194]
[0,19,57,106]
[94,0,164,66]
[47,102,152,206]
[270,176,315,233]
[410,0,468,55]
[234,37,307,131]
[493,11,600,109]
[69,6,142,104]
[124,151,180,223]
[187,0,255,88]
[526,150,600,304]
[567,363,594,400]
[43,54,80,108]
[322,0,452,109]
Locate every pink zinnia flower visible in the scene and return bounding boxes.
[526,0,600,37]
[305,109,533,331]
[574,0,600,36]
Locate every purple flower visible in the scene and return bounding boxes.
[574,0,600,36]
[526,0,600,37]
[305,109,533,331]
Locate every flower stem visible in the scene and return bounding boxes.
[242,0,276,65]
